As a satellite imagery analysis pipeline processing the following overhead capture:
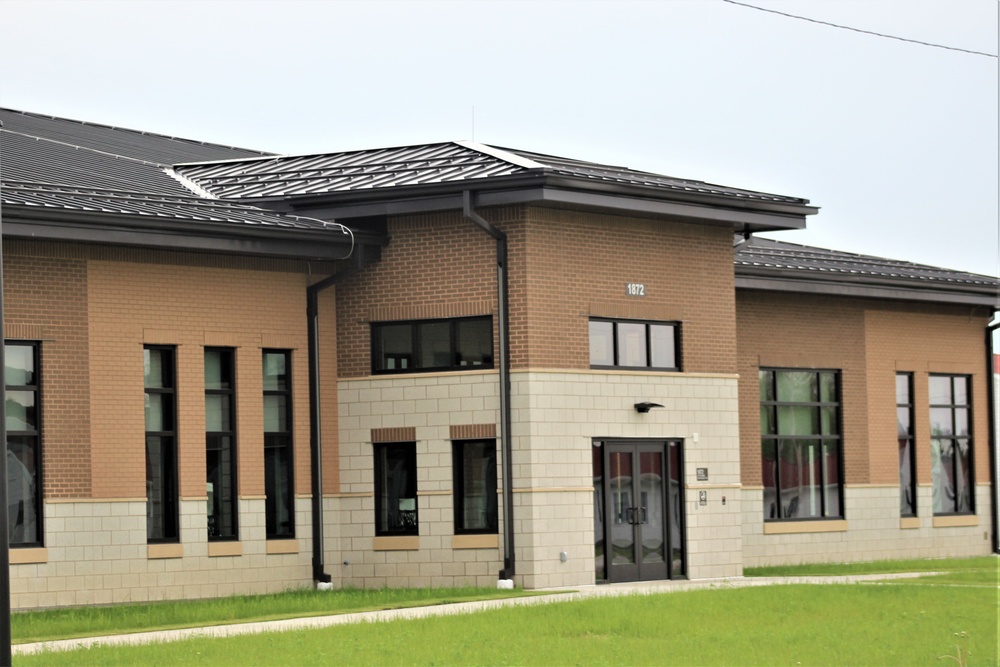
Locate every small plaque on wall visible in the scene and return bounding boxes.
[625,283,645,297]
[696,468,708,481]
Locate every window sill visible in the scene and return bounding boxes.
[932,515,978,528]
[763,520,847,535]
[266,539,300,555]
[10,547,47,565]
[373,535,419,551]
[208,541,243,557]
[148,543,184,559]
[900,517,920,530]
[451,534,500,550]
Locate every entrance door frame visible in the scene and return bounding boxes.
[594,438,687,583]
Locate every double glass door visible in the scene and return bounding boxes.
[594,440,685,582]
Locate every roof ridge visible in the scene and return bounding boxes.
[452,141,544,170]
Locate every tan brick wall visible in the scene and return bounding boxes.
[737,289,992,498]
[335,206,738,378]
[520,207,738,374]
[4,246,90,498]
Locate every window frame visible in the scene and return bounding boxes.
[896,372,916,517]
[263,349,295,539]
[929,374,974,516]
[374,441,418,536]
[5,341,42,548]
[145,345,179,544]
[588,318,681,371]
[371,316,494,375]
[452,439,498,535]
[205,347,238,541]
[759,368,844,522]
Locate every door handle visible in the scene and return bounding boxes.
[639,507,648,524]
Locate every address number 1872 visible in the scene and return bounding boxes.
[626,283,645,297]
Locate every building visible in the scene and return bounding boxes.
[0,108,996,608]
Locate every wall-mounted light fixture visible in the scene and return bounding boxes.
[634,401,664,414]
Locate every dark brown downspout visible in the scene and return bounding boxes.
[462,191,515,579]
[307,245,367,584]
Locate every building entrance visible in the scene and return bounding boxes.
[593,439,685,582]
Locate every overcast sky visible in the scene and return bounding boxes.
[1,0,996,276]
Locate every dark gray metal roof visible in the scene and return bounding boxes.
[173,140,811,206]
[735,235,998,307]
[0,108,354,260]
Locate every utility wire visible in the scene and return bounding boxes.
[721,0,998,58]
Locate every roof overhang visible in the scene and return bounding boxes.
[736,272,999,308]
[1,205,361,262]
[252,173,817,233]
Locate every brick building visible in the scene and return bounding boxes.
[1,108,996,608]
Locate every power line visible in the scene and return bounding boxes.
[721,0,999,58]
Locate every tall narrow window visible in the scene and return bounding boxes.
[6,342,41,547]
[930,375,973,515]
[453,440,497,534]
[206,348,238,540]
[896,373,916,517]
[760,369,842,521]
[263,350,294,538]
[145,346,178,542]
[374,442,417,536]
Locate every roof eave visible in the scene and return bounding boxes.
[735,271,999,308]
[249,173,815,232]
[1,205,359,261]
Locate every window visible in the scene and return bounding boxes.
[760,369,842,520]
[453,440,497,534]
[930,375,973,515]
[374,442,417,536]
[897,373,916,517]
[206,348,238,540]
[372,317,492,374]
[6,342,41,547]
[263,350,294,538]
[145,346,178,542]
[589,319,679,370]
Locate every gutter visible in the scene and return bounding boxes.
[306,244,369,585]
[462,191,515,580]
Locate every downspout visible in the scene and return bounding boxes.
[307,244,366,585]
[987,313,999,554]
[462,191,515,580]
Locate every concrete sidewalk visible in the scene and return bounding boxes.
[13,572,932,656]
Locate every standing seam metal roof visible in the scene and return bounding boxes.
[172,141,812,205]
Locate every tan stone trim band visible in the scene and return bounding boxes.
[45,498,147,504]
[208,541,243,558]
[330,492,373,499]
[451,534,501,550]
[10,548,47,565]
[418,491,450,497]
[685,483,741,490]
[932,515,979,528]
[266,539,300,555]
[450,423,497,440]
[510,369,739,380]
[763,520,848,535]
[373,536,420,551]
[148,543,184,559]
[900,517,921,530]
[372,426,416,443]
[512,487,592,493]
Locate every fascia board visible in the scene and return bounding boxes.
[1,209,355,261]
[735,274,999,308]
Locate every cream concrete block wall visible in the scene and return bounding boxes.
[334,372,504,588]
[511,370,743,587]
[742,485,993,567]
[9,498,314,610]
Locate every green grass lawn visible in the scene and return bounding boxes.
[12,586,541,644]
[13,556,999,666]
